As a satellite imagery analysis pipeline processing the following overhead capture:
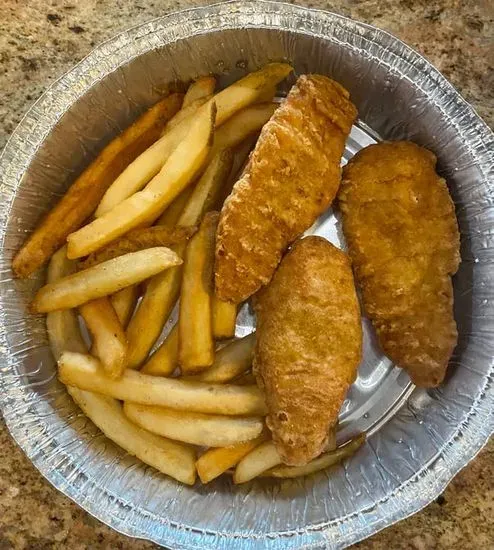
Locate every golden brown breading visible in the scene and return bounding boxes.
[253,237,362,466]
[215,75,357,304]
[339,141,460,387]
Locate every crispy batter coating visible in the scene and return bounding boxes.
[339,141,460,387]
[253,237,362,466]
[215,75,357,303]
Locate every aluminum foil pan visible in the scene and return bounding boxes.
[0,2,493,548]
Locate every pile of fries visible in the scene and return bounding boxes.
[16,65,363,486]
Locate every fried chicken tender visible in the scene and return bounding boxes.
[253,237,362,466]
[215,75,357,304]
[339,141,460,387]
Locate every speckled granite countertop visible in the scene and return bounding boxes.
[1,1,493,548]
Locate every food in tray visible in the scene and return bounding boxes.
[338,141,460,387]
[215,74,358,304]
[14,63,460,485]
[253,236,362,466]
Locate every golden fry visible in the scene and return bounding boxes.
[67,387,196,484]
[79,297,127,379]
[196,434,266,484]
[163,96,211,134]
[186,333,254,383]
[58,352,267,415]
[141,324,179,376]
[179,212,218,373]
[156,187,194,228]
[32,247,182,312]
[233,441,281,484]
[212,297,237,339]
[123,402,263,447]
[67,102,216,258]
[183,76,216,108]
[110,285,139,328]
[13,93,182,278]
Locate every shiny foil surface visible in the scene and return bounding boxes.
[0,2,493,549]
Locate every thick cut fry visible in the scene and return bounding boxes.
[183,76,216,107]
[179,212,218,373]
[67,102,216,258]
[265,435,365,478]
[178,150,234,226]
[140,324,179,376]
[233,441,281,484]
[156,187,194,228]
[125,244,184,370]
[46,247,87,359]
[123,402,263,447]
[110,285,139,328]
[58,352,267,415]
[212,297,237,339]
[95,64,290,217]
[67,387,196,484]
[79,226,194,269]
[13,94,182,278]
[126,151,233,369]
[187,333,255,383]
[163,96,210,134]
[79,297,127,379]
[196,434,266,483]
[32,247,181,313]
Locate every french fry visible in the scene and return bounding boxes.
[79,226,194,269]
[163,96,210,134]
[265,435,365,479]
[234,372,256,386]
[233,441,282,484]
[212,297,237,339]
[67,387,196,484]
[256,84,277,103]
[110,285,139,328]
[140,324,178,376]
[123,402,264,447]
[209,102,276,157]
[67,102,216,259]
[79,297,127,379]
[179,212,218,373]
[94,64,291,216]
[196,434,267,484]
[32,247,182,313]
[46,247,87,359]
[156,187,194,228]
[183,76,216,108]
[218,136,257,207]
[13,93,183,278]
[125,249,184,370]
[126,150,233,369]
[58,352,267,415]
[187,333,255,383]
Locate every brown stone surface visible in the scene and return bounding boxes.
[0,0,492,548]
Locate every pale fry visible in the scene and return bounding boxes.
[187,333,254,383]
[12,93,183,278]
[210,103,276,157]
[67,387,196,484]
[156,186,194,229]
[183,76,216,108]
[46,246,87,359]
[125,244,184,369]
[163,96,210,134]
[178,150,234,227]
[79,297,127,379]
[79,226,194,269]
[94,64,290,217]
[126,151,232,368]
[233,441,281,484]
[58,352,267,415]
[179,212,218,373]
[123,402,264,447]
[32,247,182,313]
[67,102,216,258]
[196,434,266,484]
[265,435,365,478]
[212,297,237,339]
[141,324,179,376]
[110,285,139,328]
